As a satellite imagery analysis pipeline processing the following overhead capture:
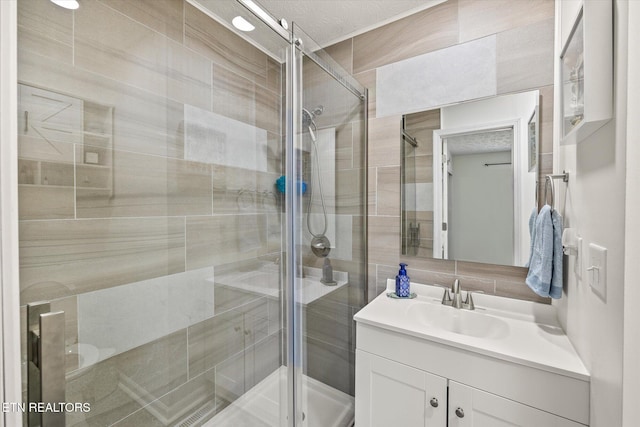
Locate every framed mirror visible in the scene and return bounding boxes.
[401,90,539,267]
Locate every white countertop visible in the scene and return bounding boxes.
[354,280,589,382]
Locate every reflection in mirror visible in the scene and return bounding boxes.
[401,90,539,267]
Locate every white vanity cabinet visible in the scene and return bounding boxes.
[354,282,590,427]
[448,381,584,427]
[356,350,447,426]
[356,350,584,427]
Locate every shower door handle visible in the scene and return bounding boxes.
[27,302,66,427]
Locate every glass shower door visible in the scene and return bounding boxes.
[15,0,289,425]
[290,23,368,427]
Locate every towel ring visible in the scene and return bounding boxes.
[544,176,555,209]
[543,171,570,210]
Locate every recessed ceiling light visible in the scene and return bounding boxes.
[232,16,255,32]
[50,0,80,10]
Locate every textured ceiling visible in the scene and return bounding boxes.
[256,0,446,47]
[446,129,514,155]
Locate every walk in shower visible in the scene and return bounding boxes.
[15,0,366,426]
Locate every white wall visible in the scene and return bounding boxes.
[555,1,626,425]
[623,0,640,424]
[449,151,513,265]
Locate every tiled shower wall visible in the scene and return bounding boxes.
[325,0,555,304]
[18,0,283,425]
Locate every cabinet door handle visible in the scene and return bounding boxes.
[429,398,439,408]
[455,407,465,418]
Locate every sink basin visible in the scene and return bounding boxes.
[407,302,509,339]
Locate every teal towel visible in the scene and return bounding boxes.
[526,205,563,299]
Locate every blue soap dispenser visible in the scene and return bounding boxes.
[395,263,410,297]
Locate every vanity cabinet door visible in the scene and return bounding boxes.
[355,350,447,427]
[448,381,586,427]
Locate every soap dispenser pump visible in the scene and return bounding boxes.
[395,263,410,298]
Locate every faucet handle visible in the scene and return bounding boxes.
[441,288,452,304]
[463,290,484,310]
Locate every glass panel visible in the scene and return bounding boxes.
[562,9,585,137]
[17,0,288,425]
[402,119,418,256]
[292,22,367,427]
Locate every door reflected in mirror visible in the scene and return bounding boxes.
[401,90,539,267]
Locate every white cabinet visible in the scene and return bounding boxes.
[448,381,584,427]
[356,350,586,427]
[356,350,447,427]
[559,0,612,144]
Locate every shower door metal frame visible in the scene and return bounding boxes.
[0,1,23,426]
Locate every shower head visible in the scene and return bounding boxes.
[309,105,324,117]
[302,105,324,124]
[302,105,324,142]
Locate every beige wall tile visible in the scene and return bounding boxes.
[457,260,528,283]
[18,186,74,220]
[406,257,455,275]
[495,280,550,304]
[497,18,555,95]
[336,169,365,215]
[323,39,353,74]
[368,167,377,215]
[414,155,433,183]
[369,115,401,168]
[187,304,246,378]
[540,152,553,175]
[18,0,73,48]
[212,64,281,135]
[186,215,268,270]
[99,0,185,43]
[305,298,351,353]
[459,0,555,43]
[185,3,269,88]
[367,263,379,301]
[375,264,397,293]
[368,216,400,265]
[539,85,555,154]
[77,148,213,218]
[353,0,459,74]
[74,1,211,109]
[211,165,279,215]
[18,24,72,66]
[377,166,400,216]
[19,217,185,303]
[305,336,352,395]
[336,122,354,170]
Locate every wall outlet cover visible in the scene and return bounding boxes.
[588,243,607,301]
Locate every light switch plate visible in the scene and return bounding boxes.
[588,243,607,301]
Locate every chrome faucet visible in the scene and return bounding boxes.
[441,279,478,310]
